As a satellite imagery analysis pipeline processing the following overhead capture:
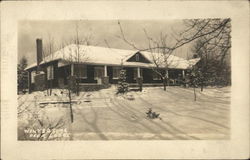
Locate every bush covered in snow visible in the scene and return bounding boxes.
[116,69,129,94]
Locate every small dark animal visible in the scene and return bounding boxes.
[146,108,161,119]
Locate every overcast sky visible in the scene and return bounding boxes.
[18,20,194,65]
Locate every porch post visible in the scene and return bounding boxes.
[182,70,185,78]
[104,65,107,77]
[137,67,143,92]
[71,64,74,76]
[102,65,109,86]
[137,67,140,78]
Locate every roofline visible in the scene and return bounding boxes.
[25,59,194,71]
[24,44,200,71]
[25,58,61,71]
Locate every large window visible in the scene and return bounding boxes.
[47,65,54,80]
[112,67,121,79]
[94,66,104,80]
[74,64,87,78]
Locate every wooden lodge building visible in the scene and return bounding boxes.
[25,39,200,92]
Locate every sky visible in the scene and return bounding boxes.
[18,20,194,65]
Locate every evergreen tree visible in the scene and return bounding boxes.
[116,69,128,94]
[18,57,28,93]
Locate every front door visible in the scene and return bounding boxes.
[124,67,134,83]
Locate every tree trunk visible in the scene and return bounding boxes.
[47,81,49,96]
[139,83,142,92]
[137,77,143,92]
[76,80,80,96]
[68,89,74,123]
[201,83,203,92]
[193,87,196,101]
[163,78,166,91]
[49,80,53,96]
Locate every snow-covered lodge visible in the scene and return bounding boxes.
[25,39,200,92]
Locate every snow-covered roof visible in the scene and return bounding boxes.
[140,51,200,69]
[25,44,200,70]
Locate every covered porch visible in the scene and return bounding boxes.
[57,63,187,87]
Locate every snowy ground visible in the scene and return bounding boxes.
[18,85,230,140]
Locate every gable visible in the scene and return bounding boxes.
[126,52,151,63]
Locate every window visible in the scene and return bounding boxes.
[47,65,54,80]
[133,68,143,80]
[135,54,139,61]
[74,64,87,78]
[94,66,104,80]
[112,67,121,79]
[152,71,161,80]
[31,71,36,83]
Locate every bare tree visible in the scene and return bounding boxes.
[116,19,231,91]
[57,40,75,123]
[143,30,178,91]
[57,23,92,123]
[188,62,201,101]
[189,19,231,88]
[43,34,58,96]
[68,22,92,96]
[117,21,181,91]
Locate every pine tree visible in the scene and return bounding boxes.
[18,57,28,93]
[116,69,128,94]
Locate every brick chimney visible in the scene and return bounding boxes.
[36,38,43,72]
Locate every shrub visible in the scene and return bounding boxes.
[116,69,129,94]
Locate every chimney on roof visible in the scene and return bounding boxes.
[36,39,43,72]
